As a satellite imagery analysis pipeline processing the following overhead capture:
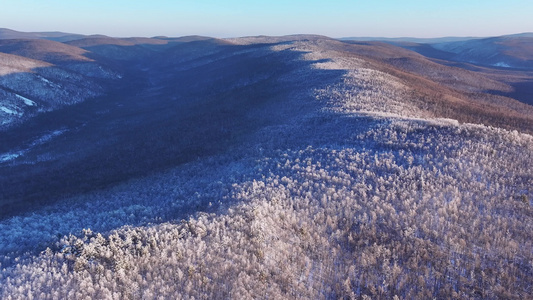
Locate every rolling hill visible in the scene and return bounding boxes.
[342,32,533,64]
[0,28,88,42]
[430,36,533,69]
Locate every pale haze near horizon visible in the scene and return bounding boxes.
[1,0,531,38]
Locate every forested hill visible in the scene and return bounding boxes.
[0,31,532,299]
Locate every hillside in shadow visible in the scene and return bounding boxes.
[0,38,345,219]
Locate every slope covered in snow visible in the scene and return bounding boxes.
[0,33,532,299]
[0,41,123,128]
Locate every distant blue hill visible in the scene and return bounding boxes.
[0,28,89,42]
[339,36,483,44]
[340,33,533,44]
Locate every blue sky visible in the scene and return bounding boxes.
[1,0,532,38]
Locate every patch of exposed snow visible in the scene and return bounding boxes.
[39,76,52,84]
[15,94,36,106]
[31,130,66,146]
[0,129,67,164]
[38,76,61,88]
[0,106,21,115]
[493,62,511,68]
[0,152,22,162]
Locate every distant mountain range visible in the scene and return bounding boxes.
[0,28,91,42]
[0,28,212,43]
[343,32,533,69]
[341,36,483,44]
[341,32,533,43]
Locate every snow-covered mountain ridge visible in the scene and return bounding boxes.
[0,31,532,299]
